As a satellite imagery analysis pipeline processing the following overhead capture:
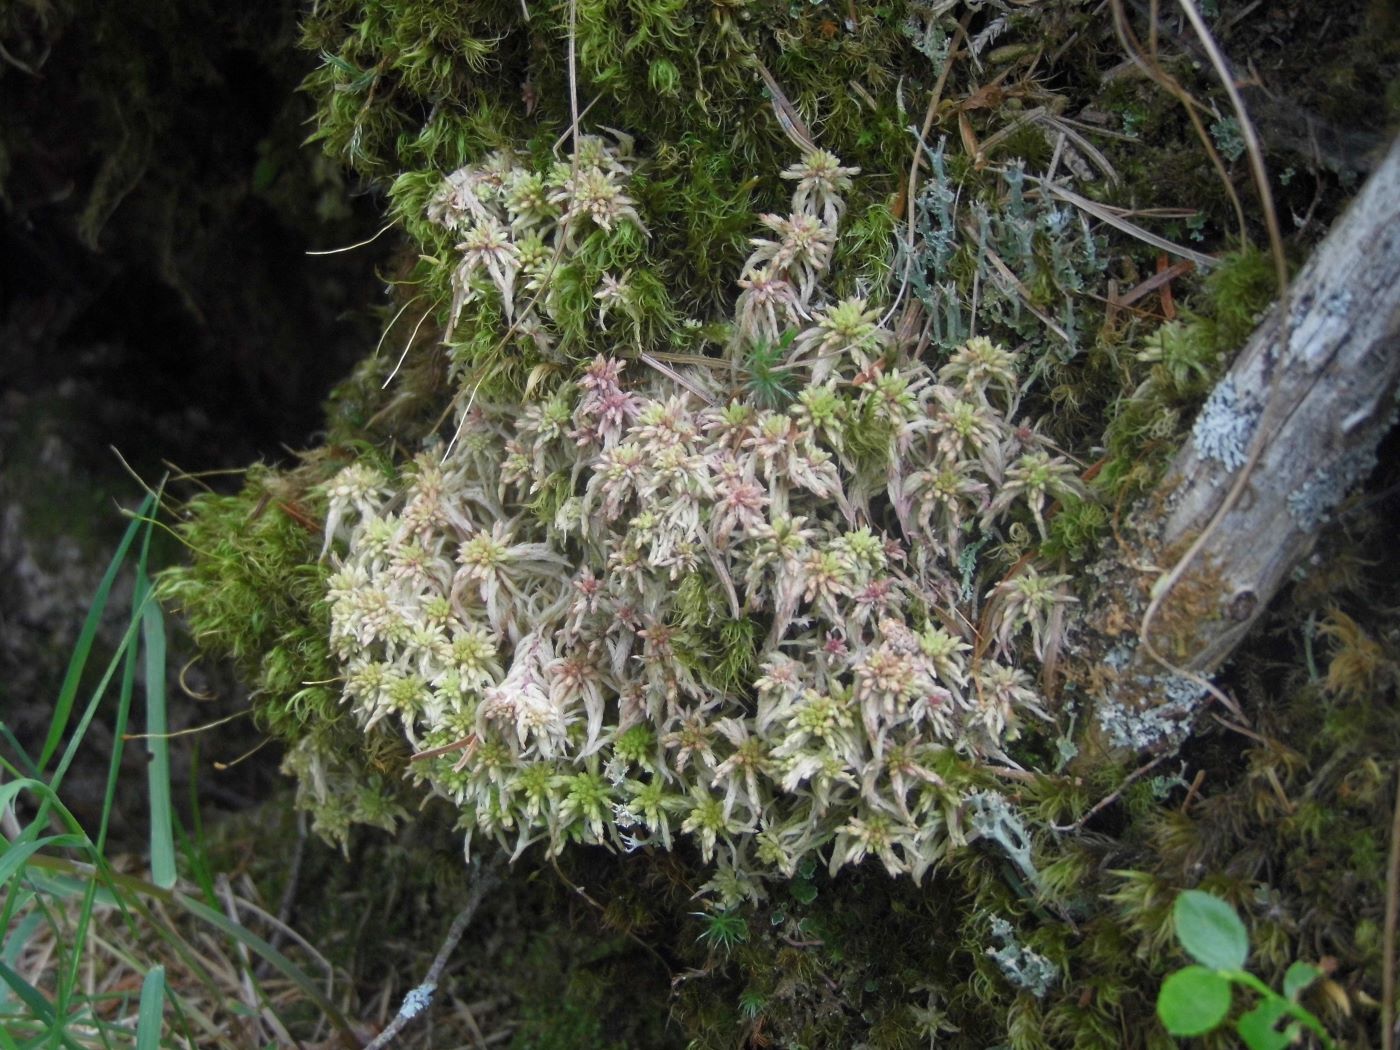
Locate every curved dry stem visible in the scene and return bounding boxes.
[1107,0,1250,244]
[1132,0,1292,729]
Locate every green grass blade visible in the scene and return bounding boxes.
[39,492,155,772]
[0,913,45,1009]
[141,588,176,889]
[0,835,87,886]
[22,854,358,1044]
[0,778,77,939]
[0,777,48,813]
[20,870,120,907]
[177,746,218,905]
[135,966,165,1050]
[0,959,86,1050]
[94,583,141,858]
[0,960,55,1024]
[48,604,149,798]
[0,723,41,780]
[130,480,176,890]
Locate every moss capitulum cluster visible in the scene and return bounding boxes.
[315,137,1083,893]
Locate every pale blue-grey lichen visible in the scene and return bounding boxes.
[1191,378,1258,474]
[900,146,1106,357]
[1096,655,1206,752]
[398,981,436,1020]
[987,916,1058,998]
[1287,443,1380,531]
[968,791,1041,891]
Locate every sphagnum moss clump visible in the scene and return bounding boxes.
[315,137,1082,897]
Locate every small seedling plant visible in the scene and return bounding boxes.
[1156,889,1336,1048]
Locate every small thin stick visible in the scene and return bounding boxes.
[566,0,581,150]
[177,657,218,701]
[440,369,492,463]
[122,709,248,741]
[1179,768,1206,812]
[1384,770,1400,1050]
[550,96,599,155]
[364,863,500,1050]
[1173,0,1288,294]
[306,222,395,256]
[372,294,427,363]
[383,304,437,389]
[212,736,273,771]
[883,15,970,333]
[1050,753,1169,833]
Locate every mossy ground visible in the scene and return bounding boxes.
[108,0,1400,1044]
[204,471,1398,1047]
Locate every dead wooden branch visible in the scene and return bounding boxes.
[1082,134,1400,756]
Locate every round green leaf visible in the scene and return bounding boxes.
[1236,997,1292,1050]
[1174,890,1249,970]
[1282,960,1320,1001]
[1157,965,1233,1036]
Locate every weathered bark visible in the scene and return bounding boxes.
[1082,134,1400,755]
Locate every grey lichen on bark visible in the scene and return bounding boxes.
[1085,134,1400,755]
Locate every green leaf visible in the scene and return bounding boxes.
[0,834,87,886]
[1282,960,1320,1000]
[135,965,166,1050]
[40,493,153,771]
[0,960,55,1024]
[1236,997,1292,1050]
[1157,965,1232,1036]
[0,913,44,1008]
[21,870,120,907]
[141,590,176,890]
[0,779,40,813]
[1174,889,1249,970]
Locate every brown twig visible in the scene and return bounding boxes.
[1179,768,1206,812]
[364,862,500,1050]
[1050,753,1169,833]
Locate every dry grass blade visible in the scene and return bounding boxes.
[1029,178,1217,269]
[1032,112,1120,184]
[1129,0,1294,731]
[754,60,816,153]
[960,221,1074,346]
[1107,0,1250,243]
[1172,0,1288,294]
[7,883,248,1048]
